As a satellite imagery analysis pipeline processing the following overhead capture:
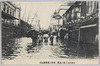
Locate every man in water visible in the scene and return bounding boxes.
[50,34,54,45]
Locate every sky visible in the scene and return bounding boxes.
[14,1,75,29]
[15,1,65,29]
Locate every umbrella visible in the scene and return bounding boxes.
[26,30,39,38]
[41,30,49,34]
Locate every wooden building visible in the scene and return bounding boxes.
[62,1,99,57]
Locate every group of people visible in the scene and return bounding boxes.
[31,33,43,45]
[27,28,69,46]
[30,32,56,45]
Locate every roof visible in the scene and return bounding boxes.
[7,1,21,10]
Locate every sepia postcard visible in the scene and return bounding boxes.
[1,1,99,65]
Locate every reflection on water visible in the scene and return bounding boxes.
[26,43,43,53]
[2,38,21,60]
[2,37,71,60]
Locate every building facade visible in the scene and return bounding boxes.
[1,1,21,42]
[62,1,99,57]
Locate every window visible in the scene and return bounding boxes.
[86,1,93,16]
[89,1,92,14]
[71,8,74,19]
[66,13,69,21]
[7,6,9,13]
[86,2,89,14]
[81,2,86,17]
[69,11,72,21]
[10,9,12,15]
[76,6,81,18]
[97,1,99,13]
[13,10,15,16]
[3,4,6,12]
[11,10,13,16]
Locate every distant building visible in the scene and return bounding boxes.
[49,23,58,33]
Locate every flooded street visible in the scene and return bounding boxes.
[2,36,72,60]
[1,1,99,65]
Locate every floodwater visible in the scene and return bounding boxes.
[2,36,73,60]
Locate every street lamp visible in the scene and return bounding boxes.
[52,11,62,38]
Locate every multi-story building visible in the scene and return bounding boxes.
[62,1,99,57]
[49,23,58,33]
[1,1,21,39]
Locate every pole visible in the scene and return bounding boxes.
[58,19,60,38]
[78,27,80,57]
[30,11,37,24]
